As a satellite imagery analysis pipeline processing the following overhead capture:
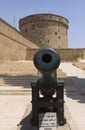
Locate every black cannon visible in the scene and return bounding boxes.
[31,48,66,126]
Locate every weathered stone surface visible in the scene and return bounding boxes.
[0,18,38,61]
[19,14,69,48]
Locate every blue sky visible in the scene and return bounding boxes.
[0,0,85,48]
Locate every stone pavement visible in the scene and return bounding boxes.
[60,62,85,130]
[0,94,71,130]
[60,62,85,94]
[16,102,71,130]
[0,95,30,130]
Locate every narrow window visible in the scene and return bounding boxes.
[55,32,57,35]
[58,36,60,39]
[48,40,49,43]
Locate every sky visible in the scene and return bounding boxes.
[0,0,85,48]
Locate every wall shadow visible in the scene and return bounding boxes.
[0,74,37,88]
[17,111,37,130]
[0,73,85,103]
[64,76,85,104]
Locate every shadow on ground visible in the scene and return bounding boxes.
[64,76,85,104]
[0,74,37,88]
[0,74,85,104]
[17,105,38,130]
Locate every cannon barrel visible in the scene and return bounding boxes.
[33,48,60,96]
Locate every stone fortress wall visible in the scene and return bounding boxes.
[19,14,69,48]
[0,18,38,62]
[26,48,85,61]
[0,14,85,62]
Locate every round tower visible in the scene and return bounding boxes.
[19,14,69,48]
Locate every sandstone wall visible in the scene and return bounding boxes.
[0,33,27,61]
[0,18,84,62]
[19,14,69,48]
[26,48,85,61]
[0,18,38,62]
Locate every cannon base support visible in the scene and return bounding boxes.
[31,80,66,127]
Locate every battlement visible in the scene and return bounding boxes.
[19,14,68,29]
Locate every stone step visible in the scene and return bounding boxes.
[0,75,37,86]
[0,81,35,86]
[0,87,80,95]
[0,61,68,95]
[0,89,31,95]
[0,89,79,95]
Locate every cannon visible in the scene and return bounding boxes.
[31,48,66,126]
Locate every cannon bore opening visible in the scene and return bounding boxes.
[42,53,52,63]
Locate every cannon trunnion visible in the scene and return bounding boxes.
[31,48,66,126]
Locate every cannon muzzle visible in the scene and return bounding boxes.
[34,48,60,72]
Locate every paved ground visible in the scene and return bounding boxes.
[0,62,85,130]
[60,62,85,94]
[60,62,85,130]
[0,95,30,130]
[73,62,85,70]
